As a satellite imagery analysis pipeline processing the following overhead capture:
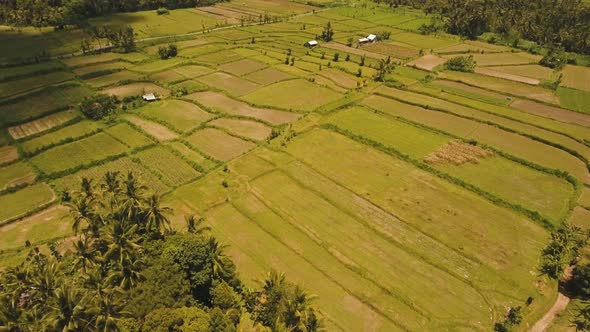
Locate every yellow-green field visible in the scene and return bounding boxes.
[1,1,589,330]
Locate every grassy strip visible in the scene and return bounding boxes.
[322,123,563,230]
[18,127,104,158]
[375,92,590,172]
[0,67,66,83]
[15,115,82,142]
[0,200,57,227]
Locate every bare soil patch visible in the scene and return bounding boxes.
[186,91,300,125]
[511,99,590,128]
[8,110,77,140]
[475,67,540,85]
[407,54,446,71]
[196,72,260,96]
[0,146,18,164]
[123,115,179,141]
[185,128,256,161]
[424,140,494,165]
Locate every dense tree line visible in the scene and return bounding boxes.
[0,172,321,332]
[373,0,590,54]
[0,0,228,27]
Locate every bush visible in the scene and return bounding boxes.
[333,52,339,62]
[156,7,169,15]
[570,263,590,299]
[445,55,476,72]
[158,44,178,59]
[540,47,569,69]
[79,94,118,120]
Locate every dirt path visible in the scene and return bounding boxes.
[530,293,570,332]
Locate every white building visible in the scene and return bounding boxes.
[304,40,319,48]
[142,93,157,102]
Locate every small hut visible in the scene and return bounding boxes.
[304,40,319,48]
[142,93,157,102]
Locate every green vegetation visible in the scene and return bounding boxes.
[445,55,476,72]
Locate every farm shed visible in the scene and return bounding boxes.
[142,93,157,102]
[304,40,318,48]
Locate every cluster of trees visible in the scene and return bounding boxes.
[0,0,229,27]
[568,261,590,330]
[445,55,476,72]
[373,0,590,54]
[0,172,321,332]
[540,223,587,279]
[79,94,118,120]
[158,44,178,60]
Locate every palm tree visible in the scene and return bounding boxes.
[100,171,122,211]
[65,196,95,235]
[102,222,141,265]
[71,236,96,273]
[574,301,590,331]
[0,293,23,332]
[142,194,172,235]
[207,236,228,279]
[76,177,95,198]
[185,215,211,235]
[28,258,61,305]
[43,285,90,332]
[90,289,128,332]
[119,172,147,221]
[283,285,320,332]
[106,256,143,290]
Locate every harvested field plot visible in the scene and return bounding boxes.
[0,84,92,126]
[510,99,590,128]
[363,95,590,183]
[424,140,493,165]
[407,54,446,71]
[123,115,179,141]
[134,146,200,187]
[209,118,272,141]
[185,128,255,161]
[570,207,590,230]
[474,67,540,85]
[561,65,590,92]
[137,100,213,133]
[325,107,450,159]
[84,70,143,88]
[0,71,74,98]
[486,64,554,81]
[166,141,217,171]
[52,157,169,193]
[194,50,243,65]
[0,162,35,190]
[103,123,154,149]
[30,133,129,175]
[0,146,18,164]
[318,69,358,89]
[196,72,260,96]
[0,183,54,224]
[149,70,186,83]
[0,206,70,252]
[103,83,169,98]
[21,121,104,155]
[243,67,294,85]
[431,80,509,105]
[219,59,267,76]
[243,79,342,111]
[441,71,560,104]
[8,110,77,140]
[462,52,541,66]
[186,91,300,125]
[173,65,214,78]
[362,42,419,59]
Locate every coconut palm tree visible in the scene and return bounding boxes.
[102,222,141,265]
[90,289,128,332]
[100,171,122,212]
[66,196,95,235]
[71,236,96,273]
[43,285,90,332]
[185,215,211,235]
[142,194,172,235]
[0,293,24,332]
[119,172,147,221]
[106,256,143,290]
[207,236,228,279]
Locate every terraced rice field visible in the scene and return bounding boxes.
[2,3,589,330]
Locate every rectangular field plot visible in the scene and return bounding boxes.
[73,61,129,76]
[52,157,169,194]
[165,141,217,171]
[0,206,71,252]
[209,118,272,141]
[0,162,35,190]
[557,87,590,114]
[243,67,294,85]
[510,99,590,128]
[30,133,129,175]
[136,100,213,133]
[8,110,78,140]
[173,65,214,79]
[474,67,540,85]
[218,59,267,76]
[149,70,186,84]
[103,83,170,98]
[131,58,185,73]
[186,91,300,125]
[452,52,541,66]
[134,146,200,187]
[20,120,105,155]
[561,65,590,92]
[242,79,343,111]
[62,52,148,67]
[324,107,450,159]
[185,128,256,161]
[363,95,590,184]
[486,64,554,81]
[286,129,548,303]
[123,115,179,141]
[0,71,74,98]
[194,50,243,65]
[0,183,54,224]
[0,84,93,126]
[0,146,19,164]
[0,60,64,81]
[103,123,154,149]
[84,70,143,88]
[196,72,260,96]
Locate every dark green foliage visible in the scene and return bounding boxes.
[156,7,170,15]
[541,224,588,279]
[445,55,476,72]
[539,47,569,69]
[374,58,394,82]
[570,264,590,299]
[142,307,209,332]
[333,52,339,62]
[321,21,334,42]
[574,302,590,331]
[158,44,179,59]
[79,94,118,120]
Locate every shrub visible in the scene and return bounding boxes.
[540,47,569,69]
[79,94,118,120]
[570,263,590,299]
[158,44,179,60]
[445,55,476,72]
[333,52,340,62]
[156,7,169,15]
